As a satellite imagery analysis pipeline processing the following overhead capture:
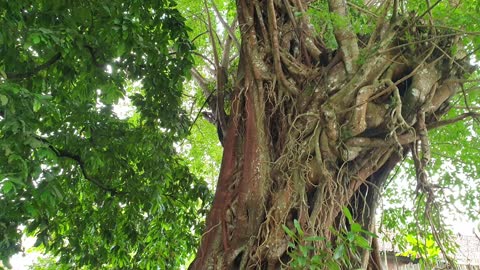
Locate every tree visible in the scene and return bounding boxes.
[188,0,480,269]
[1,0,479,269]
[0,0,211,268]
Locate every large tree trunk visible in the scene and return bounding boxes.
[190,0,468,269]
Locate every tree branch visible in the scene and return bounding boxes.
[202,0,230,141]
[6,53,62,79]
[395,0,443,38]
[427,112,480,129]
[211,2,240,50]
[328,0,359,74]
[192,52,216,71]
[267,0,300,95]
[347,1,378,18]
[191,67,216,108]
[204,0,220,69]
[34,135,124,195]
[56,149,123,195]
[191,30,209,43]
[188,91,215,133]
[346,112,480,149]
[367,0,391,50]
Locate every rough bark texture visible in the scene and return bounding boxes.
[190,0,469,269]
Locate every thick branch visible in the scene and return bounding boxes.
[211,2,240,50]
[328,0,359,74]
[56,149,123,195]
[34,135,123,195]
[204,0,220,69]
[267,0,300,95]
[367,0,391,49]
[427,112,480,129]
[346,112,480,149]
[6,53,61,79]
[192,52,216,69]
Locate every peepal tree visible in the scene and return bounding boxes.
[189,0,479,269]
[0,0,479,269]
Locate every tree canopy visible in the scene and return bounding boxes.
[0,0,211,268]
[1,0,480,269]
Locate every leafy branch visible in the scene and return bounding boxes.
[5,53,62,80]
[34,135,124,195]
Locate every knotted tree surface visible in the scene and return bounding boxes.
[190,0,475,268]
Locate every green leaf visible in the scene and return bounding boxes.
[282,225,296,239]
[33,99,41,112]
[305,236,326,241]
[2,181,15,193]
[326,260,341,270]
[294,219,303,236]
[350,223,362,233]
[342,206,353,223]
[31,33,41,44]
[0,94,8,105]
[296,256,307,266]
[333,244,345,260]
[354,235,372,250]
[0,1,201,267]
[299,245,309,257]
[346,231,355,242]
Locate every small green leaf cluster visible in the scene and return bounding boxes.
[399,234,442,269]
[307,1,374,50]
[283,220,338,270]
[381,188,459,269]
[307,2,338,50]
[283,207,376,270]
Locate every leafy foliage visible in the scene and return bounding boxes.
[399,234,443,267]
[0,0,210,268]
[284,208,376,270]
[182,117,222,187]
[381,67,479,263]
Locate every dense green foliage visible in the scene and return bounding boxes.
[0,0,211,268]
[283,208,376,270]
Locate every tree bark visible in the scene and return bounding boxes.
[190,0,469,269]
